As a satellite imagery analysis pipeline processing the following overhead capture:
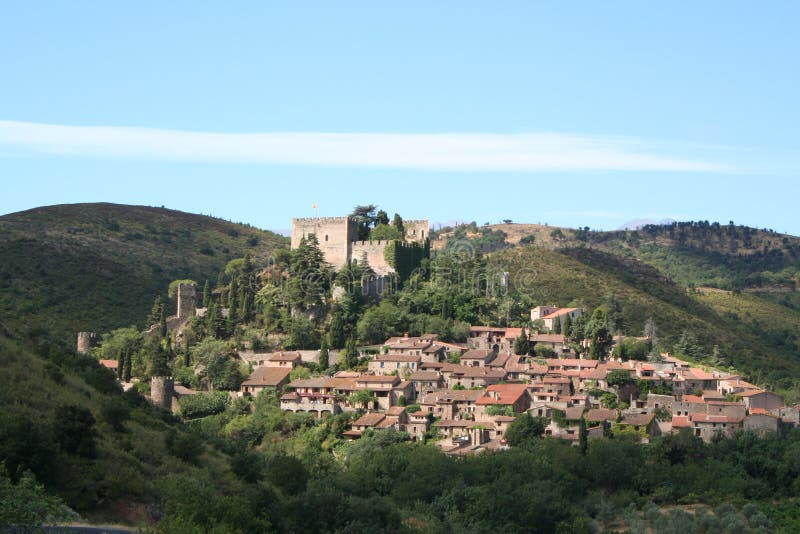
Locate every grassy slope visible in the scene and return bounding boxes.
[0,333,245,526]
[489,246,800,382]
[0,203,288,339]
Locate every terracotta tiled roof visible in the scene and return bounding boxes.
[691,414,744,424]
[461,349,496,360]
[532,334,566,344]
[242,366,292,387]
[541,308,579,320]
[353,412,386,427]
[99,359,119,370]
[372,354,421,363]
[267,352,302,362]
[681,395,705,404]
[357,375,401,384]
[672,416,691,428]
[619,413,654,426]
[585,408,617,422]
[737,389,767,397]
[409,371,441,381]
[476,384,529,406]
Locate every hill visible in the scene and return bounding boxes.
[0,203,288,340]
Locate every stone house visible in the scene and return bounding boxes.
[475,384,532,417]
[408,370,444,395]
[241,366,292,396]
[368,354,421,376]
[690,414,743,442]
[738,389,785,412]
[264,352,302,369]
[461,348,498,367]
[744,412,780,435]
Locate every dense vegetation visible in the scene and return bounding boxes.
[0,203,287,338]
[4,330,800,532]
[3,204,800,530]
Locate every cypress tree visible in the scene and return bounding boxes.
[202,280,211,308]
[123,352,132,382]
[513,330,530,356]
[553,316,562,334]
[344,337,358,369]
[319,335,330,370]
[116,350,125,380]
[329,308,345,349]
[159,305,168,338]
[562,314,572,340]
[146,296,163,327]
[579,418,588,455]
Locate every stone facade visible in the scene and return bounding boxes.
[290,216,429,276]
[76,331,96,354]
[150,376,175,411]
[177,282,197,319]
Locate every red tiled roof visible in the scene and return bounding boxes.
[672,416,691,428]
[585,408,617,422]
[737,389,767,397]
[532,334,566,344]
[242,366,292,387]
[353,412,386,427]
[267,352,302,362]
[541,308,579,320]
[373,354,421,363]
[99,359,119,370]
[691,414,744,424]
[476,384,529,406]
[682,395,705,404]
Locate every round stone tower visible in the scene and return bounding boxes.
[150,376,175,411]
[76,331,96,354]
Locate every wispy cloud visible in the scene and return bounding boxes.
[0,120,728,172]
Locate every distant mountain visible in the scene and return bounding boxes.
[618,218,677,230]
[0,203,288,340]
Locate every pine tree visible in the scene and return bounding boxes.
[202,280,211,308]
[319,335,330,370]
[146,296,163,327]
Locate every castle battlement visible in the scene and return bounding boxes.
[292,216,352,224]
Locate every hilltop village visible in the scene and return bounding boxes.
[85,210,797,455]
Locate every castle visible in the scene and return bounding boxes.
[291,216,429,276]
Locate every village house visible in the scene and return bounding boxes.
[531,306,583,331]
[408,370,444,394]
[264,352,302,369]
[241,366,292,396]
[738,389,785,412]
[461,348,498,367]
[690,414,744,442]
[531,334,569,355]
[368,354,421,376]
[475,384,532,417]
[744,411,780,435]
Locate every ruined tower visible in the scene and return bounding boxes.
[177,282,197,319]
[76,331,96,354]
[150,376,175,411]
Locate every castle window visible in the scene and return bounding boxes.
[325,234,328,242]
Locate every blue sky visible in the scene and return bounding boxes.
[1,2,798,234]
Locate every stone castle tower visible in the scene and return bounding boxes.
[291,216,429,276]
[76,331,96,354]
[177,282,197,319]
[150,376,174,411]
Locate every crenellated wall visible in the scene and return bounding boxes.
[291,217,357,269]
[350,240,393,276]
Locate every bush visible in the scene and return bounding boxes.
[178,391,229,418]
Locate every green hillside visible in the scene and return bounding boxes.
[0,203,288,339]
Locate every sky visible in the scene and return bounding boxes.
[1,2,798,234]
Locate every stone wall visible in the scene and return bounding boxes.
[351,240,393,276]
[403,220,430,243]
[177,282,196,319]
[76,331,96,354]
[150,376,174,411]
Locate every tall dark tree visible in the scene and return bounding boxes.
[392,213,405,239]
[123,352,132,382]
[329,307,346,349]
[350,204,378,240]
[146,296,163,327]
[513,329,530,356]
[579,418,588,455]
[116,350,125,380]
[586,308,612,359]
[375,209,390,226]
[343,336,359,369]
[319,335,330,370]
[562,314,572,339]
[553,316,562,334]
[287,233,331,312]
[159,305,168,339]
[202,280,211,308]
